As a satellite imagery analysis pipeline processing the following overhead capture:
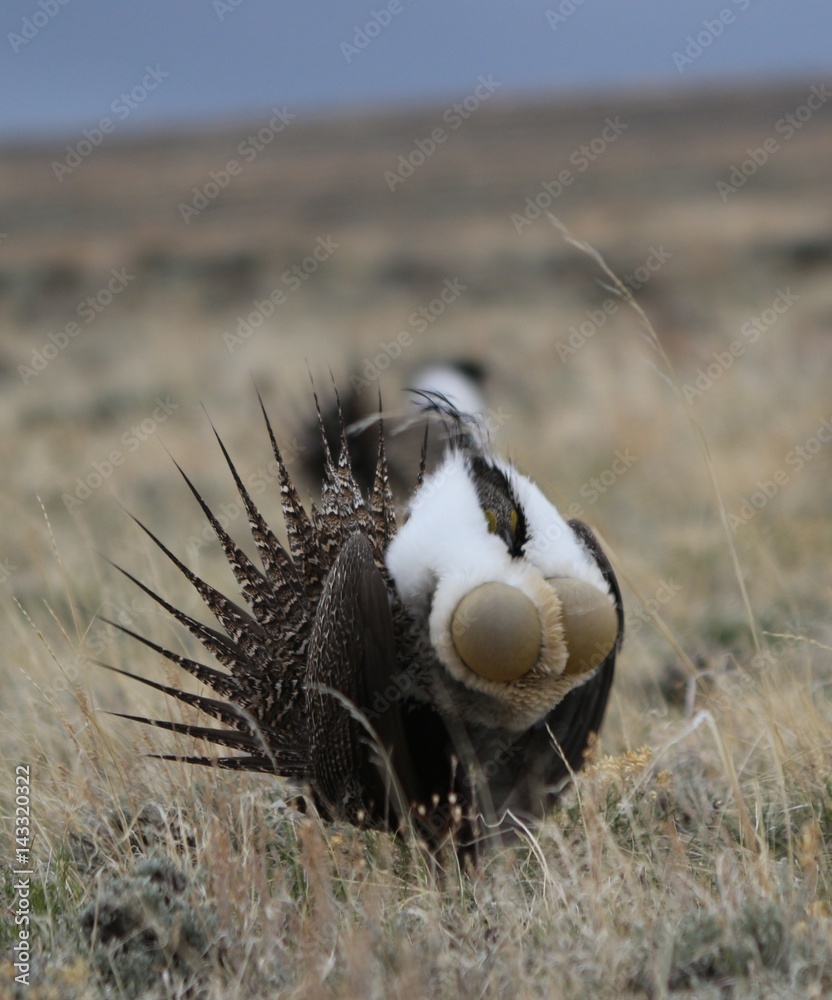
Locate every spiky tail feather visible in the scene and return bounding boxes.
[98,391,398,783]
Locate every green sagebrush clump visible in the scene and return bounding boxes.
[79,855,218,994]
[668,903,789,988]
[663,898,832,994]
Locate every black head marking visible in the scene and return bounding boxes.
[469,456,527,557]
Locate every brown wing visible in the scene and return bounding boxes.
[306,531,426,830]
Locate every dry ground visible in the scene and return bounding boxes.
[1,81,832,997]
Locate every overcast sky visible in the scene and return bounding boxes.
[3,0,831,140]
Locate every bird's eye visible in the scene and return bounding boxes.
[484,509,498,533]
[510,509,519,536]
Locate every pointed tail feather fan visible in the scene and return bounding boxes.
[97,385,623,853]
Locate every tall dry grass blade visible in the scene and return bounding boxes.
[37,496,82,641]
[548,214,761,656]
[699,710,763,860]
[765,632,832,654]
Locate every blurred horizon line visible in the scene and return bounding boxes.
[4,67,829,149]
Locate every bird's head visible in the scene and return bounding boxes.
[385,404,619,732]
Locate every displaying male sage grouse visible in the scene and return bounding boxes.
[104,388,623,853]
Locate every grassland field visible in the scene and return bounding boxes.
[1,81,832,997]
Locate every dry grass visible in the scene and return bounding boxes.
[2,86,832,997]
[4,609,832,998]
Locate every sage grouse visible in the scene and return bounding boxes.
[104,389,623,851]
